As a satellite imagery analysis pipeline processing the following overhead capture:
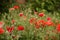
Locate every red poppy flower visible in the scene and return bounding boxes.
[39,12,44,17]
[17,26,24,31]
[56,24,60,32]
[6,26,14,33]
[35,20,42,26]
[19,13,24,17]
[29,18,36,24]
[35,20,46,27]
[13,5,20,9]
[40,20,46,27]
[34,21,40,29]
[45,21,54,26]
[0,28,4,34]
[47,17,51,21]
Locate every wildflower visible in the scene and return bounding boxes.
[35,20,40,26]
[40,20,46,27]
[45,21,54,26]
[56,24,60,32]
[39,12,44,17]
[17,25,24,31]
[29,18,36,24]
[47,17,51,21]
[0,28,4,34]
[19,12,24,17]
[13,5,20,9]
[34,21,40,29]
[6,26,14,33]
[35,20,46,27]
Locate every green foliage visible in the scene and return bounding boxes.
[0,0,16,20]
[0,0,60,40]
[0,0,16,14]
[0,0,10,13]
[26,0,60,13]
[0,7,60,40]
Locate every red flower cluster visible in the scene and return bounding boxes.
[35,20,46,29]
[35,22,40,29]
[34,19,55,29]
[29,18,36,24]
[0,10,60,36]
